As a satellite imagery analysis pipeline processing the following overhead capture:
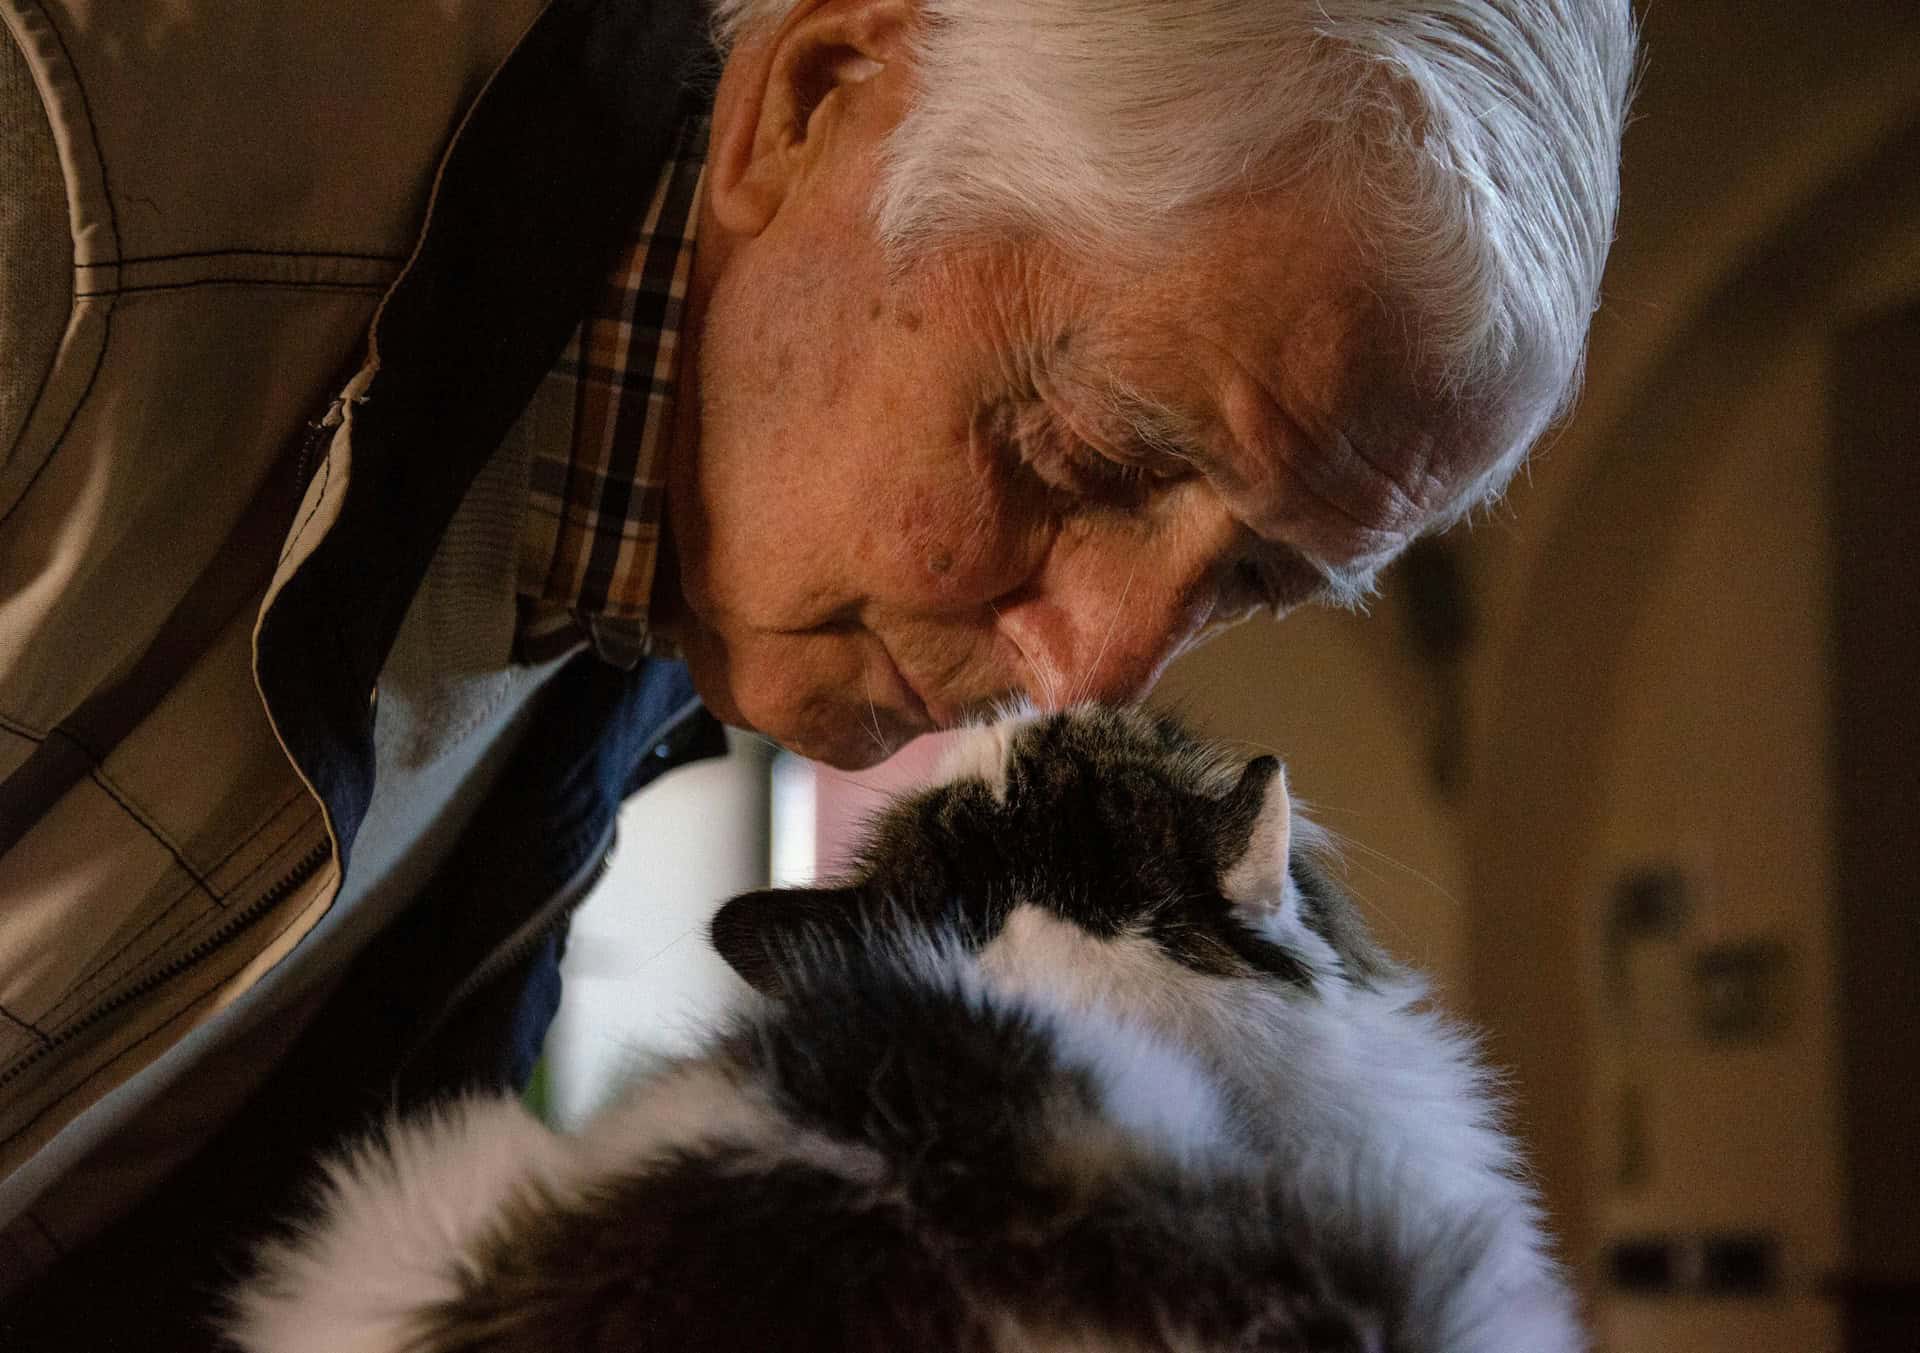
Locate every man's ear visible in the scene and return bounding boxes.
[709,883,866,997]
[706,0,913,238]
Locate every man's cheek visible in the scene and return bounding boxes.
[914,485,1050,605]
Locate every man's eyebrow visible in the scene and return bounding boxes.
[1093,374,1381,609]
[1258,539,1381,612]
[1091,379,1208,464]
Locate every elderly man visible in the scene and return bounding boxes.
[0,0,1633,1338]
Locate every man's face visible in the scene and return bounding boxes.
[663,7,1507,769]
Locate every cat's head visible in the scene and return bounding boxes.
[711,705,1394,1008]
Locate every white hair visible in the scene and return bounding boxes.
[709,0,1637,519]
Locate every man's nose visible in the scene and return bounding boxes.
[992,576,1212,710]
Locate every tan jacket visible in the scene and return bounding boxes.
[0,0,548,1197]
[0,4,717,1322]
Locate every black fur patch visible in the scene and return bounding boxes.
[727,948,1101,1204]
[421,1149,994,1353]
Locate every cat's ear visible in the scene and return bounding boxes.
[1216,755,1292,910]
[709,884,864,996]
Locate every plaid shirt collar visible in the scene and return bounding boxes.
[516,117,707,668]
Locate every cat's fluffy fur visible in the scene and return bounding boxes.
[229,707,1582,1352]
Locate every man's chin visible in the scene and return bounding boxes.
[775,715,922,771]
[676,647,928,768]
[715,693,925,770]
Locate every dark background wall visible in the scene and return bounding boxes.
[1161,6,1920,1347]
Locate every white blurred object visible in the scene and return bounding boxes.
[542,731,768,1128]
[768,751,818,888]
[542,732,952,1127]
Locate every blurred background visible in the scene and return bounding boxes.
[545,6,1920,1350]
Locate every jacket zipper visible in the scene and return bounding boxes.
[292,399,343,492]
[0,838,332,1091]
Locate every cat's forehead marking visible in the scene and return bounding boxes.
[931,704,1219,801]
[979,905,1201,1026]
[932,708,1043,801]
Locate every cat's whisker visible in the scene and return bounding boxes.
[626,921,707,976]
[735,728,786,758]
[991,600,1064,712]
[859,669,890,759]
[1305,817,1462,912]
[1073,555,1139,709]
[1311,866,1430,959]
[1210,735,1292,764]
[814,775,907,802]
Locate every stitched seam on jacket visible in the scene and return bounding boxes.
[34,803,316,1031]
[0,711,45,742]
[77,247,407,266]
[0,0,117,533]
[73,279,389,299]
[0,1006,48,1044]
[82,765,216,900]
[0,866,330,1153]
[37,803,315,1027]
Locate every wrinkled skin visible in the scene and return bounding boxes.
[657,0,1513,767]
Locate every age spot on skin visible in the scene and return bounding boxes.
[927,550,954,575]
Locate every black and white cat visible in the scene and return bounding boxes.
[229,707,1581,1352]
